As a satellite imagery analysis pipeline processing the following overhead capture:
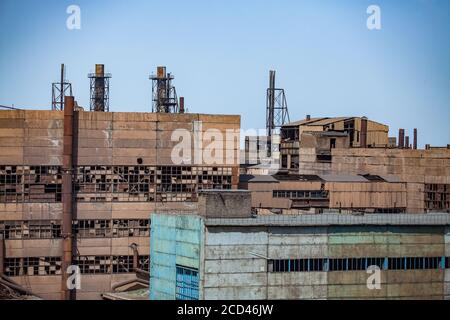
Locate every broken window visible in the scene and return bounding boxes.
[0,166,62,203]
[425,184,450,212]
[74,165,233,203]
[4,257,61,276]
[72,219,149,238]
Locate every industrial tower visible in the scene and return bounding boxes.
[266,70,290,157]
[149,66,179,113]
[88,64,111,112]
[51,64,73,110]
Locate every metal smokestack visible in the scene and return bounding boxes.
[179,97,185,113]
[398,129,405,148]
[413,128,418,149]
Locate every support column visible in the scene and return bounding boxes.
[61,96,75,300]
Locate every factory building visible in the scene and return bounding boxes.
[239,116,450,215]
[0,65,240,299]
[240,173,406,214]
[149,193,450,300]
[1,65,449,301]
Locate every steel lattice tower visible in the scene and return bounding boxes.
[51,64,73,111]
[266,70,290,156]
[149,66,178,113]
[88,64,111,112]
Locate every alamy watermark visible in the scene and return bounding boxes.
[367,5,381,30]
[366,265,382,290]
[66,5,81,30]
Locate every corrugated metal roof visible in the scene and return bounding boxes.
[205,213,450,227]
[312,131,349,137]
[319,174,369,182]
[303,117,352,126]
[282,117,325,127]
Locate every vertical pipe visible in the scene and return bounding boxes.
[0,234,4,275]
[268,70,276,137]
[405,136,410,149]
[179,97,185,113]
[360,117,368,148]
[398,129,405,148]
[60,64,64,110]
[61,96,74,300]
[129,243,139,271]
[413,128,418,149]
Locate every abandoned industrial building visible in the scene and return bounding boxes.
[0,65,449,300]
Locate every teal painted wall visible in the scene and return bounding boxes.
[150,214,203,300]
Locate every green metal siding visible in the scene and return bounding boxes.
[150,214,203,300]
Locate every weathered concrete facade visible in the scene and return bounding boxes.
[241,174,407,214]
[0,109,240,299]
[149,213,450,300]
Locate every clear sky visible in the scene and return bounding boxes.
[0,0,449,147]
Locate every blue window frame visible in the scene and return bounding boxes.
[176,265,199,300]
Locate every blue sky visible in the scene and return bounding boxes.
[0,0,449,147]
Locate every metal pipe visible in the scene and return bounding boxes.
[413,128,418,149]
[360,117,368,148]
[130,243,139,271]
[398,129,405,148]
[0,235,4,275]
[179,97,185,113]
[60,64,64,110]
[61,96,75,300]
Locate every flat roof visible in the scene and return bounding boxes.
[205,213,450,227]
[239,175,278,183]
[319,174,369,182]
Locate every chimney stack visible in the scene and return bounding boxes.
[405,136,410,149]
[413,128,418,149]
[306,115,311,121]
[398,129,405,148]
[179,97,185,114]
[88,64,111,112]
[360,116,368,148]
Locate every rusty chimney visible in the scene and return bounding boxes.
[179,97,185,114]
[88,64,111,112]
[360,116,368,148]
[398,129,405,148]
[413,128,418,149]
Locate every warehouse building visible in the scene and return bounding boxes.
[149,198,450,300]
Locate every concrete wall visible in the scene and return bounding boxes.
[203,224,448,300]
[0,109,240,299]
[330,148,450,213]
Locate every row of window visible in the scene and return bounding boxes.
[0,165,234,203]
[0,219,150,239]
[273,190,328,200]
[3,255,150,276]
[268,257,449,273]
[73,219,150,238]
